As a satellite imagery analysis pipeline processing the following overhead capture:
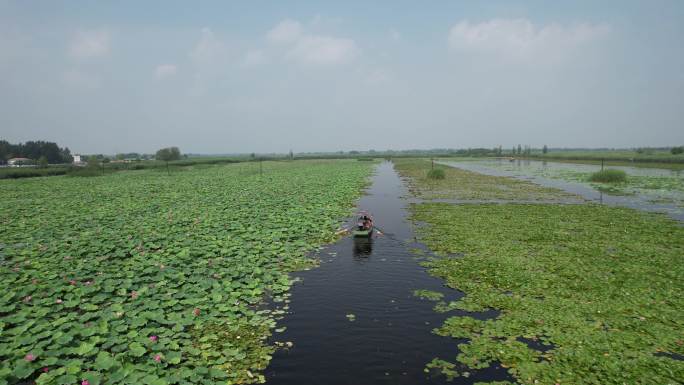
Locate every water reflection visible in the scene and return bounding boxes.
[353,236,373,258]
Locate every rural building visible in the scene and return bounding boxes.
[8,157,32,166]
[73,155,86,164]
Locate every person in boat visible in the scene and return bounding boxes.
[359,214,371,230]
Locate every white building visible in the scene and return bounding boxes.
[73,155,85,164]
[8,158,32,166]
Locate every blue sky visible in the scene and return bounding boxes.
[1,1,683,154]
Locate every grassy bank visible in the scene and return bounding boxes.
[0,160,373,385]
[397,159,684,384]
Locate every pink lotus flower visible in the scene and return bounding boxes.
[130,291,138,299]
[25,353,35,362]
[82,380,90,385]
[84,281,92,286]
[42,367,49,373]
[193,308,200,317]
[154,354,162,362]
[23,296,32,303]
[69,280,77,285]
[55,299,63,304]
[149,335,158,342]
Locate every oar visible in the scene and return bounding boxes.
[335,227,350,236]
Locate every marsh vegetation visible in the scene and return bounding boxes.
[588,169,627,183]
[398,159,684,384]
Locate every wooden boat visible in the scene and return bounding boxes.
[353,212,374,237]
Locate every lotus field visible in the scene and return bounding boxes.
[0,160,372,385]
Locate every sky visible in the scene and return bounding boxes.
[1,1,683,154]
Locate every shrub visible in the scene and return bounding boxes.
[357,157,374,161]
[588,169,627,183]
[671,146,684,155]
[427,168,446,180]
[67,167,103,177]
[0,167,68,179]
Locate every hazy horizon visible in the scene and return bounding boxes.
[2,1,683,154]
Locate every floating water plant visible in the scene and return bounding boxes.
[0,160,373,385]
[399,159,684,384]
[410,203,684,384]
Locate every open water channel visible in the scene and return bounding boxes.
[265,161,511,385]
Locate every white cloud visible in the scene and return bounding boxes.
[448,18,609,59]
[69,30,109,58]
[265,19,358,66]
[287,35,357,65]
[267,19,303,44]
[242,49,266,67]
[188,28,231,95]
[365,68,391,84]
[62,69,100,88]
[189,28,227,68]
[154,64,178,79]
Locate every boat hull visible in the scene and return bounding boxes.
[353,227,373,237]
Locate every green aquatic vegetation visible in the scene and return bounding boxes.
[424,358,459,380]
[427,168,446,180]
[394,159,581,202]
[413,289,444,302]
[588,169,627,183]
[411,202,684,384]
[0,160,372,385]
[593,184,634,196]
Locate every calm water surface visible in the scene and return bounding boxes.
[265,161,510,385]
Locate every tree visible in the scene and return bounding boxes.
[543,145,548,154]
[671,146,684,155]
[38,156,48,168]
[517,144,522,155]
[156,147,182,175]
[0,140,72,163]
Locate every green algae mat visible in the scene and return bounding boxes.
[399,159,684,384]
[0,160,372,385]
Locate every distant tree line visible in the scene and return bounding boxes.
[0,140,72,164]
